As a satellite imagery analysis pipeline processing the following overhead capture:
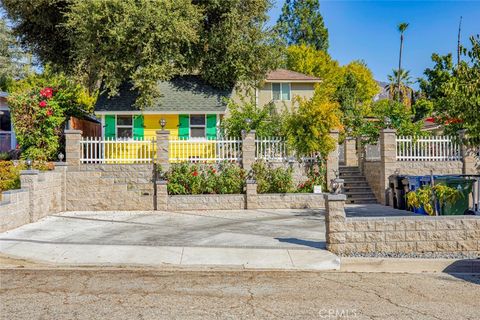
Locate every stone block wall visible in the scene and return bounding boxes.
[0,167,65,232]
[363,160,382,203]
[248,193,325,209]
[0,189,30,232]
[324,194,480,255]
[167,194,246,211]
[66,164,154,211]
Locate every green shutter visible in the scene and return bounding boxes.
[206,114,217,140]
[105,115,116,139]
[178,114,189,139]
[133,115,144,139]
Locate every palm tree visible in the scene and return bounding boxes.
[386,69,414,106]
[397,22,409,103]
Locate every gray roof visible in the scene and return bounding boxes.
[95,76,233,113]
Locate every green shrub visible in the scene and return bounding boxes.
[296,163,326,193]
[165,162,245,195]
[251,160,294,193]
[0,161,22,196]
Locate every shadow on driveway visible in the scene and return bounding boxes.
[275,237,326,249]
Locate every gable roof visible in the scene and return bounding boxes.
[95,76,233,113]
[265,69,321,82]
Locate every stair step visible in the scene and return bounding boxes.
[345,191,376,196]
[346,198,378,204]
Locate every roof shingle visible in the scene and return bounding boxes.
[265,69,321,82]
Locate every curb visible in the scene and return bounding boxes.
[340,257,480,274]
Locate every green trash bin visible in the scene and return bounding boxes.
[434,177,475,215]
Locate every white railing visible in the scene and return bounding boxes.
[365,143,381,161]
[396,136,461,161]
[255,137,289,161]
[169,138,242,163]
[80,137,156,164]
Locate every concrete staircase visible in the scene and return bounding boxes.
[339,166,377,204]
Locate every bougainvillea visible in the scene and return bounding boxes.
[8,86,65,160]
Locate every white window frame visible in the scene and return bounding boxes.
[189,114,207,140]
[271,83,291,101]
[116,115,134,140]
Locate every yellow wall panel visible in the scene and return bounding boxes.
[144,114,179,139]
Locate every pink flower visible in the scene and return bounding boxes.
[40,87,53,99]
[192,171,198,177]
[46,109,53,117]
[39,100,47,108]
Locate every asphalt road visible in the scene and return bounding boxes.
[1,269,479,320]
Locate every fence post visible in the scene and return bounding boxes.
[65,130,82,167]
[242,130,256,172]
[156,130,170,171]
[380,128,397,205]
[326,130,340,190]
[19,170,39,223]
[344,137,357,167]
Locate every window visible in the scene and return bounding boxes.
[0,110,11,132]
[190,114,206,138]
[272,83,290,101]
[116,115,133,139]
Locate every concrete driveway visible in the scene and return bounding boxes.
[0,209,339,270]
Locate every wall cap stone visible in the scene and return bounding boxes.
[156,130,170,135]
[20,170,39,176]
[381,128,396,133]
[65,130,82,134]
[156,180,168,185]
[324,194,347,201]
[246,180,257,184]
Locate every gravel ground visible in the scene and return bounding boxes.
[341,251,480,259]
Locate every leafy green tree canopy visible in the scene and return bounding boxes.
[276,0,329,52]
[2,0,280,108]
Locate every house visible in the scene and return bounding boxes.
[94,69,321,140]
[0,92,17,153]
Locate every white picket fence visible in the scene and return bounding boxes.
[396,136,461,161]
[169,138,242,163]
[255,137,289,161]
[80,137,156,164]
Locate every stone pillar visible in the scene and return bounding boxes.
[326,130,340,191]
[323,193,347,254]
[356,137,365,174]
[20,170,39,223]
[379,129,397,205]
[242,130,256,172]
[156,130,170,171]
[344,137,358,167]
[245,180,258,209]
[54,162,67,212]
[156,180,168,211]
[64,130,82,167]
[459,130,476,174]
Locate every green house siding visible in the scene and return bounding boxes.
[105,115,116,139]
[133,115,144,139]
[178,114,189,139]
[206,114,217,139]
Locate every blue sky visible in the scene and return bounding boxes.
[268,0,480,85]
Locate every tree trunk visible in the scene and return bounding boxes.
[397,34,403,103]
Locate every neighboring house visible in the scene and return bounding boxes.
[373,81,389,102]
[94,69,321,141]
[0,92,17,153]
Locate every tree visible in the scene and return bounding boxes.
[386,69,414,107]
[0,18,32,90]
[284,86,342,158]
[276,0,329,52]
[396,22,409,103]
[419,35,480,142]
[2,0,281,108]
[1,0,72,71]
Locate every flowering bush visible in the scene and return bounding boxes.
[165,162,245,195]
[250,160,294,193]
[296,164,326,193]
[7,71,96,161]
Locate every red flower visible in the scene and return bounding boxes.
[46,109,53,117]
[16,144,20,150]
[39,100,47,108]
[211,169,217,174]
[192,171,198,177]
[40,87,53,99]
